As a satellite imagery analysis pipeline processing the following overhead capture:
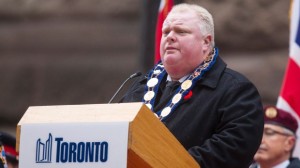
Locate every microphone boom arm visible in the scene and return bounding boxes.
[108,72,142,104]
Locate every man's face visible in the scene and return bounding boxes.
[160,10,211,80]
[254,124,294,166]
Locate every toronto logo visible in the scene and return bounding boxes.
[36,133,52,163]
[35,133,109,164]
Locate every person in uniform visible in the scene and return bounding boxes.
[0,141,6,168]
[0,132,18,168]
[251,106,300,168]
[121,3,264,168]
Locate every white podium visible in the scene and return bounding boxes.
[16,102,199,168]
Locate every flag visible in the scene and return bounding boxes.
[277,0,300,157]
[154,0,174,64]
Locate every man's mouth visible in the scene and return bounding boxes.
[165,47,178,53]
[166,46,177,50]
[257,146,267,152]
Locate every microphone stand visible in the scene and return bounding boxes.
[108,72,142,104]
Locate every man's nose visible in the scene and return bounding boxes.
[261,134,267,143]
[166,31,176,43]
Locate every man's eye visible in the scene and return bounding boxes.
[162,31,170,36]
[265,131,274,135]
[264,129,276,136]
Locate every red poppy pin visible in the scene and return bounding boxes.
[183,91,193,100]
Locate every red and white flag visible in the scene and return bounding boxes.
[154,0,174,64]
[277,0,300,157]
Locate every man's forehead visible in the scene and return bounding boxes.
[163,13,198,27]
[163,19,184,27]
[264,123,284,130]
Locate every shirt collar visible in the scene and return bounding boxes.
[164,56,226,87]
[257,160,290,168]
[139,57,227,88]
[166,74,189,83]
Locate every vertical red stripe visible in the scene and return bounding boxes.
[154,0,174,64]
[277,0,300,158]
[280,58,300,117]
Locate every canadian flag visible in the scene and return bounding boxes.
[277,0,300,157]
[154,0,174,64]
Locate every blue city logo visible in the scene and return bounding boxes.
[35,133,109,164]
[36,133,52,163]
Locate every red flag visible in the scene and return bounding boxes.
[277,0,300,157]
[154,0,174,64]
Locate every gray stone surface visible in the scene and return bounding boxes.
[187,0,289,51]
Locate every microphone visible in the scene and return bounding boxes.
[108,71,142,104]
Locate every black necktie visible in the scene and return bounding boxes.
[163,81,181,97]
[154,81,180,112]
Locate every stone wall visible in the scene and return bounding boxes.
[0,0,290,134]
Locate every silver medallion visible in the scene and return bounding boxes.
[181,80,192,90]
[145,103,152,109]
[172,93,182,104]
[147,78,159,87]
[153,69,162,74]
[144,91,155,101]
[161,107,171,117]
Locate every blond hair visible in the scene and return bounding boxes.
[170,4,215,48]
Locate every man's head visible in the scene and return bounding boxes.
[254,106,298,167]
[160,4,214,80]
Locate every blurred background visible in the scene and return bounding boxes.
[0,0,289,137]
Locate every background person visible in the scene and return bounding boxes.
[0,132,19,168]
[121,3,264,168]
[0,141,6,168]
[251,106,300,168]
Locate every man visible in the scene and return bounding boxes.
[0,132,19,168]
[0,142,6,168]
[121,3,263,168]
[251,106,300,168]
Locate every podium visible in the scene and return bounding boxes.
[16,102,199,168]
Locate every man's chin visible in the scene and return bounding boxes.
[163,55,180,66]
[254,153,269,162]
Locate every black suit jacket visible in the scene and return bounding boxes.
[120,57,264,168]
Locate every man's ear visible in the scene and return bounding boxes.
[202,34,212,54]
[284,136,296,152]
